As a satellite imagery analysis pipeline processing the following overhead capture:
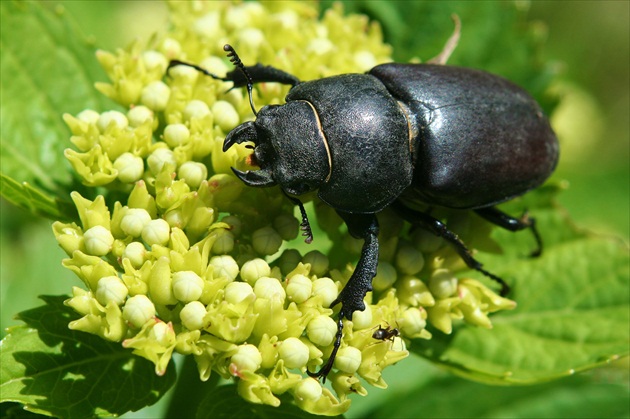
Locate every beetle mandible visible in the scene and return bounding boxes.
[168,24,559,381]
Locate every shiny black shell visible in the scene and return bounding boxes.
[370,63,559,209]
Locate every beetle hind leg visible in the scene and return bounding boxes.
[474,207,542,257]
[391,201,510,296]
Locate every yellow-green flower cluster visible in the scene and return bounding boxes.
[53,1,515,415]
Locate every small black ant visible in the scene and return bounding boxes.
[372,323,400,342]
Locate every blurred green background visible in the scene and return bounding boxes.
[1,1,628,418]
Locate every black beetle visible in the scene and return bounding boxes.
[168,33,559,381]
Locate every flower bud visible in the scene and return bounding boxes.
[351,303,372,330]
[77,109,100,125]
[122,294,156,328]
[278,337,309,369]
[253,277,286,303]
[122,241,147,268]
[177,161,207,189]
[397,276,435,307]
[335,346,362,374]
[207,174,243,209]
[83,225,114,256]
[373,261,397,291]
[240,258,271,285]
[277,249,301,275]
[172,271,204,302]
[183,100,210,120]
[312,277,338,307]
[160,37,181,58]
[354,50,376,71]
[187,207,215,239]
[429,269,458,299]
[222,282,254,307]
[149,256,177,305]
[120,208,152,237]
[210,255,239,281]
[97,110,128,132]
[142,50,167,72]
[147,148,177,176]
[142,218,171,246]
[163,123,190,147]
[286,274,312,303]
[53,222,84,255]
[114,152,144,183]
[127,105,154,127]
[180,300,207,330]
[401,307,427,337]
[164,209,184,229]
[231,344,263,374]
[273,214,299,241]
[413,229,444,254]
[128,180,157,218]
[95,275,129,306]
[302,250,329,277]
[212,100,239,132]
[252,226,282,255]
[294,378,322,402]
[141,81,170,111]
[306,315,337,346]
[395,243,425,275]
[211,230,234,254]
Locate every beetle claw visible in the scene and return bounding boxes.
[231,167,276,187]
[223,121,257,152]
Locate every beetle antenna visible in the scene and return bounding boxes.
[223,44,258,116]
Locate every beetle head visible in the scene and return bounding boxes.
[223,101,331,196]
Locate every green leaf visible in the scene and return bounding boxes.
[196,385,334,419]
[413,195,630,384]
[0,1,110,201]
[0,296,176,417]
[362,371,630,418]
[0,174,75,220]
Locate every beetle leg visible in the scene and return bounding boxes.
[282,192,313,244]
[226,63,300,88]
[306,316,343,382]
[167,59,225,80]
[474,207,542,257]
[306,212,379,381]
[391,202,510,296]
[167,61,300,87]
[332,212,380,318]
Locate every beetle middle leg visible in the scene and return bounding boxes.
[391,201,510,296]
[307,212,379,381]
[474,206,542,257]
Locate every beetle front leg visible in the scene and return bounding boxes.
[167,60,300,87]
[331,212,380,319]
[307,212,379,382]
